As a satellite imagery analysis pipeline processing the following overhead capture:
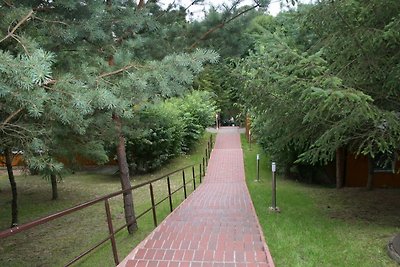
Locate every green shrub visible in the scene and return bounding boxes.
[168,91,217,152]
[126,104,184,173]
[125,91,217,173]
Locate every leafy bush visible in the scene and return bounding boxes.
[125,104,184,174]
[125,91,217,173]
[168,91,217,152]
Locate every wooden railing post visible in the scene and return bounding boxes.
[104,199,119,265]
[192,166,196,190]
[167,176,173,212]
[205,148,208,166]
[199,163,202,183]
[149,184,157,227]
[203,157,205,176]
[182,170,187,199]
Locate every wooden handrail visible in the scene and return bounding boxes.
[0,137,214,266]
[0,164,194,239]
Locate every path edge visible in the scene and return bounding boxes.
[239,143,276,267]
[117,180,207,266]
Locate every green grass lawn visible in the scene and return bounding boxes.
[0,133,213,267]
[242,135,400,267]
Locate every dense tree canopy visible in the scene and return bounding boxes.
[238,1,400,184]
[0,0,219,228]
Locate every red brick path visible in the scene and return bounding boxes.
[119,127,274,267]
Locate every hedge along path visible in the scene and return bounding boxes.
[119,127,275,267]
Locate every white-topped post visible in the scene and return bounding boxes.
[270,162,280,212]
[256,154,260,182]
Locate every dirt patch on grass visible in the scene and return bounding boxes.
[312,187,400,228]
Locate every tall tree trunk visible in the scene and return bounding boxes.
[107,0,137,234]
[367,156,374,190]
[137,0,145,9]
[113,113,137,233]
[336,147,345,189]
[5,148,18,227]
[50,173,58,200]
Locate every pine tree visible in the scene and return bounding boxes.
[238,2,400,188]
[0,0,218,229]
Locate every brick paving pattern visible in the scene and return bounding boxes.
[119,127,274,267]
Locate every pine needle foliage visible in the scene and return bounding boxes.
[0,0,219,167]
[0,0,219,224]
[239,2,400,171]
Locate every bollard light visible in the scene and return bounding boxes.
[269,161,280,212]
[249,130,252,150]
[256,154,260,182]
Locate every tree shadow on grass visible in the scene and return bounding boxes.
[314,188,400,228]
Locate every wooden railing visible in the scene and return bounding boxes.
[0,135,213,266]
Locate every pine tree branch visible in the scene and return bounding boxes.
[98,64,142,79]
[98,65,134,79]
[335,58,357,76]
[224,0,242,14]
[42,85,74,97]
[1,123,32,139]
[33,15,69,26]
[2,0,14,8]
[332,3,374,68]
[0,10,34,43]
[188,4,259,50]
[11,35,29,54]
[184,0,202,12]
[2,108,23,126]
[43,79,57,85]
